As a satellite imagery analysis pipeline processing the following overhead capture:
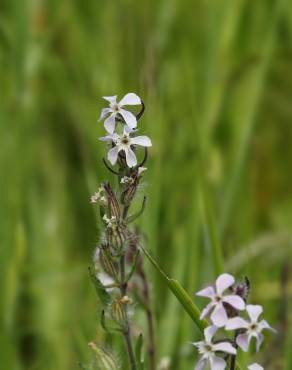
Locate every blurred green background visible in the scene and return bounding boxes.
[1,0,292,369]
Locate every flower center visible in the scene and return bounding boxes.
[214,295,222,303]
[121,136,130,145]
[111,103,120,112]
[204,344,213,353]
[250,323,258,331]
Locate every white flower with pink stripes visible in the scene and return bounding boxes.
[99,93,141,133]
[196,273,245,327]
[100,128,152,168]
[193,326,236,370]
[225,304,275,352]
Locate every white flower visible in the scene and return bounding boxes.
[196,273,245,327]
[100,128,152,168]
[103,214,117,228]
[193,326,236,370]
[138,166,147,176]
[90,186,107,205]
[99,93,141,133]
[120,176,134,184]
[225,304,275,352]
[248,364,264,370]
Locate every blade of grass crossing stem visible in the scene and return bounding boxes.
[140,246,207,333]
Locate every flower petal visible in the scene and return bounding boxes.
[200,302,214,320]
[99,107,112,121]
[196,286,215,298]
[125,148,137,168]
[107,146,120,165]
[216,273,235,294]
[103,95,117,103]
[225,317,248,330]
[236,333,251,352]
[204,325,218,343]
[256,333,264,352]
[99,135,114,142]
[104,114,117,134]
[131,135,152,147]
[213,342,236,355]
[119,92,141,106]
[195,358,206,370]
[246,305,263,323]
[209,356,226,370]
[259,319,276,333]
[119,109,137,129]
[248,363,264,370]
[210,304,228,327]
[223,295,245,310]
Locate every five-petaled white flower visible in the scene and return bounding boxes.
[225,304,275,352]
[99,93,141,134]
[248,364,264,370]
[193,326,236,370]
[196,273,245,327]
[100,128,152,168]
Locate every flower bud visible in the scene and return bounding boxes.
[121,167,147,205]
[103,182,120,220]
[110,298,127,324]
[99,244,119,280]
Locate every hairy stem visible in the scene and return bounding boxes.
[139,265,156,370]
[120,255,137,370]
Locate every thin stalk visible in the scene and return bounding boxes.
[139,265,156,370]
[119,255,137,370]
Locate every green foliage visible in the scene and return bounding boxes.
[1,0,292,369]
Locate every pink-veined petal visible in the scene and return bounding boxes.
[259,319,276,332]
[255,333,264,352]
[213,342,236,355]
[225,317,248,330]
[209,356,226,370]
[130,135,152,147]
[236,333,251,352]
[248,363,264,370]
[246,305,263,322]
[104,113,117,134]
[195,358,206,370]
[119,109,137,129]
[211,304,228,327]
[99,134,115,142]
[125,148,137,168]
[196,286,215,298]
[223,295,245,310]
[107,146,120,165]
[103,95,117,103]
[200,302,214,320]
[216,273,235,295]
[99,107,112,121]
[204,326,218,343]
[119,92,141,106]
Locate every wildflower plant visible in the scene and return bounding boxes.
[83,93,275,370]
[86,92,154,370]
[193,273,275,370]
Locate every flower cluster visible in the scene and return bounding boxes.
[86,93,156,370]
[99,93,152,168]
[193,273,275,370]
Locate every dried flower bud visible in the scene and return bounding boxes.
[231,276,250,302]
[121,167,147,205]
[103,182,121,219]
[110,298,127,324]
[99,245,119,280]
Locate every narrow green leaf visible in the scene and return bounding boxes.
[140,246,207,332]
[135,333,144,370]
